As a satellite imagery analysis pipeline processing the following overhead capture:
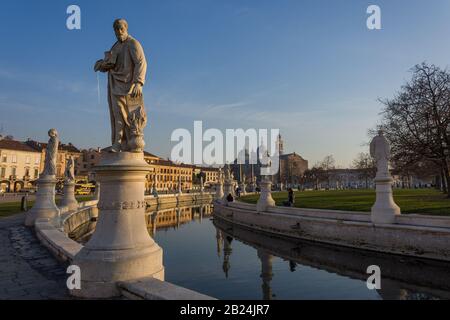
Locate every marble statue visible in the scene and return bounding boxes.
[94,18,148,153]
[224,165,231,181]
[370,130,390,178]
[43,129,59,176]
[64,156,75,183]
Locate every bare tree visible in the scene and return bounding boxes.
[320,155,335,188]
[352,152,376,188]
[378,62,450,197]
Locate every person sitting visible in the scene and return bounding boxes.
[226,193,234,202]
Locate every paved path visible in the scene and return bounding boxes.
[0,213,69,299]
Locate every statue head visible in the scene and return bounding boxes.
[48,128,58,138]
[113,19,129,42]
[378,129,384,136]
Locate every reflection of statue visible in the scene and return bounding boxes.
[370,130,390,178]
[223,236,233,278]
[94,19,148,153]
[43,129,59,176]
[64,156,75,183]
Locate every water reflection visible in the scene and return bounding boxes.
[74,203,450,299]
[213,217,450,300]
[146,203,213,237]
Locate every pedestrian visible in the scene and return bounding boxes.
[288,188,295,207]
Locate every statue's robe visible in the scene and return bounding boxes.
[107,35,147,146]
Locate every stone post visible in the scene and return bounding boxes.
[70,152,164,298]
[256,177,275,212]
[25,175,59,227]
[60,181,78,211]
[200,176,204,194]
[177,175,183,194]
[371,176,401,224]
[215,180,224,200]
[151,175,158,197]
[94,182,100,201]
[239,182,247,196]
[370,130,401,224]
[258,249,274,300]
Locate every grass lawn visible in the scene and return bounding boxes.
[239,189,450,216]
[0,196,94,219]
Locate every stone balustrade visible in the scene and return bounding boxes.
[213,200,450,262]
[33,197,215,300]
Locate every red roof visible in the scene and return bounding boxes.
[0,139,41,153]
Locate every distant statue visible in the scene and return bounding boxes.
[224,165,231,181]
[64,156,75,183]
[94,18,148,152]
[370,130,390,178]
[218,167,223,183]
[43,129,59,176]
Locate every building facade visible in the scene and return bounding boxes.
[0,138,42,192]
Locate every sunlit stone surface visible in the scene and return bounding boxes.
[70,152,164,298]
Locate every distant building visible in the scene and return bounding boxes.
[231,134,309,188]
[278,152,309,186]
[0,137,42,192]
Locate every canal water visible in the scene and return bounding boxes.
[80,203,450,300]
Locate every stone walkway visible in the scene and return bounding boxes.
[0,213,69,299]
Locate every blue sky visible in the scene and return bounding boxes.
[1,0,450,167]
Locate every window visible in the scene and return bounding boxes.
[34,168,39,178]
[0,167,5,178]
[25,168,30,177]
[11,155,17,163]
[1,154,6,163]
[11,167,16,176]
[91,155,95,160]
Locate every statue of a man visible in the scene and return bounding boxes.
[370,130,390,178]
[64,156,75,183]
[43,129,59,176]
[224,165,231,181]
[94,18,148,152]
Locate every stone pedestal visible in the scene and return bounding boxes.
[70,152,164,298]
[371,176,401,224]
[94,182,100,201]
[25,175,59,227]
[215,182,224,200]
[256,178,275,212]
[60,181,78,211]
[239,183,247,196]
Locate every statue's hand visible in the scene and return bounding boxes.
[94,60,104,72]
[94,59,113,72]
[131,83,143,98]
